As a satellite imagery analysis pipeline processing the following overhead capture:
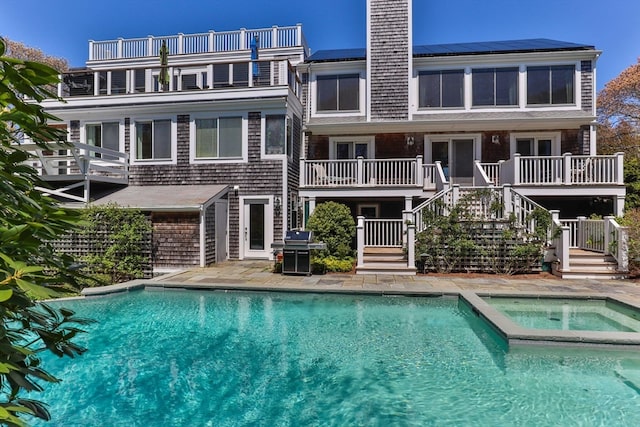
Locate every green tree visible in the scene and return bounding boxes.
[306,202,355,258]
[597,58,640,209]
[0,37,91,426]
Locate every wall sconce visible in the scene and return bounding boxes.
[406,135,415,146]
[491,135,500,144]
[233,185,239,197]
[274,196,282,216]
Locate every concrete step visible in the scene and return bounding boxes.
[356,263,417,275]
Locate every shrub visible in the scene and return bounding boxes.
[306,201,355,258]
[312,256,355,273]
[620,208,640,276]
[79,204,153,285]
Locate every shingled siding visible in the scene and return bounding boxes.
[581,60,594,113]
[286,115,302,229]
[369,0,410,120]
[127,112,283,260]
[69,120,80,142]
[152,212,200,267]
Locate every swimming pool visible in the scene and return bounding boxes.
[33,290,640,426]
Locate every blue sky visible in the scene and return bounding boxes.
[1,0,638,90]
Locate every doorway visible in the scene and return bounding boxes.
[240,197,273,259]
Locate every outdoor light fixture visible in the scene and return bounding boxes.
[233,185,239,196]
[492,135,500,144]
[274,196,282,216]
[406,135,415,146]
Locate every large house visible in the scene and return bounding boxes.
[36,0,627,277]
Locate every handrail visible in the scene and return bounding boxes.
[364,219,404,247]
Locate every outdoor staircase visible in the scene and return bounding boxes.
[552,249,629,280]
[355,247,417,275]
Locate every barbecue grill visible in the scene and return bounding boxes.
[273,230,326,275]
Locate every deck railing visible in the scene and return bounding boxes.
[89,25,308,61]
[492,153,624,186]
[20,142,128,203]
[300,157,433,189]
[363,219,404,247]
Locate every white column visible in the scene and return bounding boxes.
[356,156,364,185]
[356,216,365,268]
[88,40,94,61]
[604,216,613,256]
[404,196,413,211]
[208,31,215,52]
[577,216,587,248]
[299,159,306,187]
[615,195,625,217]
[560,226,571,271]
[415,155,423,187]
[563,153,572,184]
[407,222,415,270]
[502,184,513,216]
[178,33,184,55]
[147,35,154,57]
[513,153,521,185]
[616,152,625,185]
[308,196,316,217]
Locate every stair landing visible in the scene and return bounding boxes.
[356,247,417,275]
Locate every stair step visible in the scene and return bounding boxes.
[363,256,406,263]
[356,264,417,275]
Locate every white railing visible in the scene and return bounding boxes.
[497,153,624,186]
[364,219,404,247]
[478,162,500,185]
[20,142,128,203]
[89,25,308,61]
[578,218,605,252]
[300,157,427,188]
[559,219,579,248]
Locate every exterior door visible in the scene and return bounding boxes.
[451,139,474,184]
[241,197,273,259]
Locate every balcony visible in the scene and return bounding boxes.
[58,59,300,99]
[300,153,625,201]
[88,25,308,61]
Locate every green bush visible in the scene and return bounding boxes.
[79,204,153,285]
[312,256,355,273]
[306,201,355,258]
[620,208,640,276]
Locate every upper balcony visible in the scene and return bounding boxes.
[88,25,309,61]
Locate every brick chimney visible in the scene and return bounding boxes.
[367,0,412,121]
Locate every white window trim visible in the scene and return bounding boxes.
[261,111,290,160]
[413,67,467,112]
[329,136,375,159]
[189,112,248,164]
[423,133,482,164]
[310,71,366,118]
[130,116,178,165]
[357,203,379,218]
[509,132,562,157]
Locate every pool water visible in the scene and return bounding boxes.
[485,297,640,332]
[32,290,640,426]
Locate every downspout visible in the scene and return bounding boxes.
[199,204,206,267]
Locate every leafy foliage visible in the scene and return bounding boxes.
[619,208,640,276]
[0,36,92,425]
[306,202,355,259]
[78,204,153,286]
[597,58,640,209]
[416,192,547,274]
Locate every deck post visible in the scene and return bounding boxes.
[563,153,572,184]
[405,213,415,270]
[299,159,306,187]
[356,156,364,185]
[502,184,513,216]
[604,216,613,256]
[512,153,521,185]
[577,216,587,249]
[616,152,625,185]
[416,155,423,187]
[356,216,365,268]
[560,225,571,271]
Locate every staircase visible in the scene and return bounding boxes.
[355,247,417,275]
[552,249,629,280]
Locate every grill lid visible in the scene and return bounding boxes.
[284,230,312,242]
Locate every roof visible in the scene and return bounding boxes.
[306,38,595,63]
[90,185,228,211]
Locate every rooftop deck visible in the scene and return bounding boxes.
[88,25,308,61]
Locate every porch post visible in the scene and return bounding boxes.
[299,159,306,187]
[308,196,316,217]
[614,195,625,217]
[356,216,365,268]
[513,153,521,186]
[502,184,513,216]
[560,225,571,271]
[563,153,572,184]
[616,152,625,185]
[415,155,423,187]
[406,215,415,270]
[356,156,364,185]
[452,184,460,207]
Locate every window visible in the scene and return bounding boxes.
[472,67,518,106]
[316,74,359,111]
[194,117,242,159]
[134,69,146,93]
[135,120,171,160]
[111,70,126,94]
[516,138,552,156]
[265,115,286,155]
[213,64,230,88]
[527,65,574,105]
[86,122,119,158]
[330,138,373,160]
[418,70,464,108]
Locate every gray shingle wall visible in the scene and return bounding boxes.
[369,0,410,120]
[151,212,200,267]
[127,112,284,260]
[205,203,216,264]
[69,120,80,141]
[581,60,593,113]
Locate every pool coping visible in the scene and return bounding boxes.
[79,279,640,351]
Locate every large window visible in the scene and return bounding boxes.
[194,117,242,159]
[527,65,575,105]
[135,119,171,160]
[418,70,464,108]
[472,67,518,106]
[316,74,359,112]
[86,122,119,158]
